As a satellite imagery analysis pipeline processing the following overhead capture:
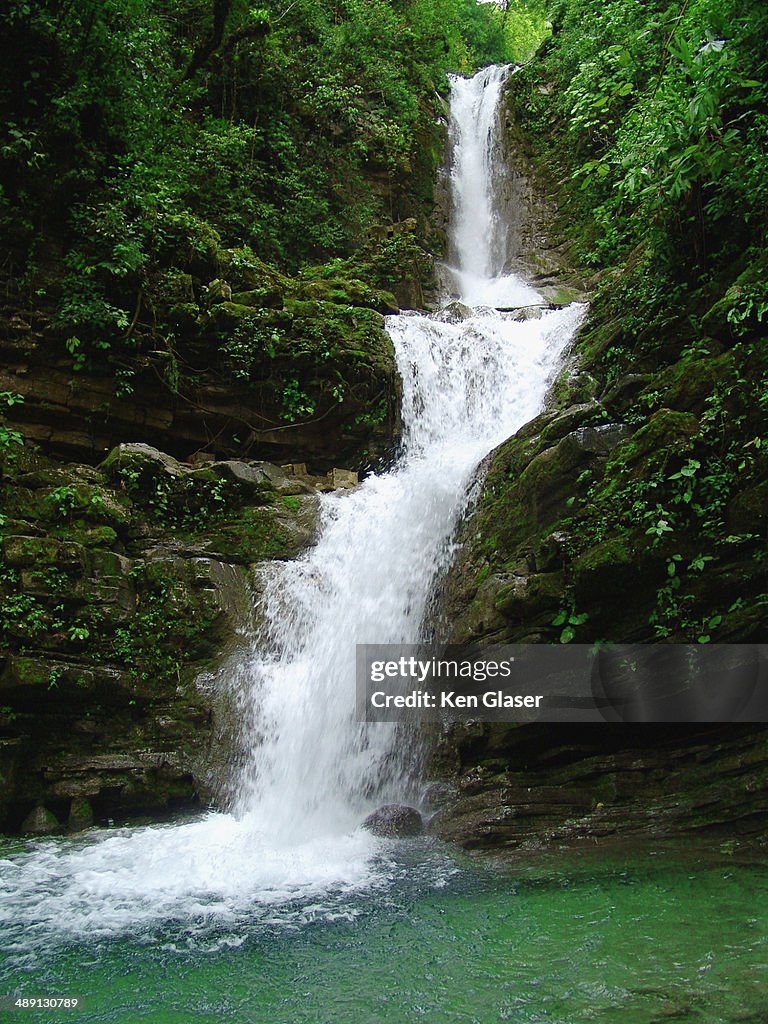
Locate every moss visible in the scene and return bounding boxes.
[211,507,290,563]
[646,352,735,415]
[231,287,283,309]
[112,567,223,688]
[571,535,645,604]
[2,535,85,569]
[292,277,399,314]
[54,523,118,548]
[217,250,289,294]
[604,409,699,478]
[207,301,266,333]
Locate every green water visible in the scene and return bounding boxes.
[2,838,766,1024]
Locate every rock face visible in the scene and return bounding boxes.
[0,442,333,833]
[425,79,768,853]
[0,280,401,472]
[427,724,768,851]
[362,804,423,838]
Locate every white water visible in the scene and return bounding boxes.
[0,66,585,948]
[446,64,541,307]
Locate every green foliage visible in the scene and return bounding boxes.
[221,313,282,380]
[513,0,768,286]
[281,378,316,423]
[552,604,589,644]
[113,575,216,684]
[1,0,545,352]
[0,392,24,462]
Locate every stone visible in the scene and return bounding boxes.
[68,797,94,832]
[422,782,458,810]
[499,304,545,320]
[259,462,316,495]
[231,286,283,309]
[101,442,185,480]
[213,460,272,491]
[328,468,358,490]
[202,278,232,306]
[3,534,82,568]
[188,452,216,466]
[21,804,60,835]
[437,300,474,322]
[362,804,423,838]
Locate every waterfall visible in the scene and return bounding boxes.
[233,65,582,838]
[446,65,540,307]
[0,66,585,942]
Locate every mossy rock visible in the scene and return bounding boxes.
[571,535,644,604]
[2,534,85,569]
[102,443,185,483]
[53,523,119,548]
[728,480,768,533]
[494,571,563,617]
[576,316,624,370]
[166,302,200,332]
[293,277,399,314]
[207,301,264,333]
[648,352,735,415]
[205,499,318,563]
[40,482,130,528]
[515,424,629,526]
[21,805,60,835]
[217,249,289,293]
[701,257,768,336]
[604,409,699,477]
[231,287,283,309]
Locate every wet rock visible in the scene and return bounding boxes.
[498,304,545,320]
[67,797,94,832]
[21,805,60,835]
[326,468,358,490]
[437,300,474,322]
[422,781,459,810]
[362,804,423,838]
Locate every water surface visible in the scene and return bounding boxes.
[2,834,765,1024]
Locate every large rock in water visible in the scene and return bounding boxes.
[362,804,423,838]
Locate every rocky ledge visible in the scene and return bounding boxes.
[0,441,358,833]
[426,723,768,852]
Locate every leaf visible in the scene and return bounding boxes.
[560,625,576,644]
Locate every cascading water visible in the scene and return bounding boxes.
[446,64,540,307]
[0,66,585,948]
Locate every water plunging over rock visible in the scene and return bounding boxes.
[0,66,585,940]
[231,65,585,838]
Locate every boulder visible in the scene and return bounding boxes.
[21,805,60,835]
[362,804,423,838]
[437,300,474,323]
[67,797,94,832]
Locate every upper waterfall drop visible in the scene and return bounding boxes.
[446,65,540,308]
